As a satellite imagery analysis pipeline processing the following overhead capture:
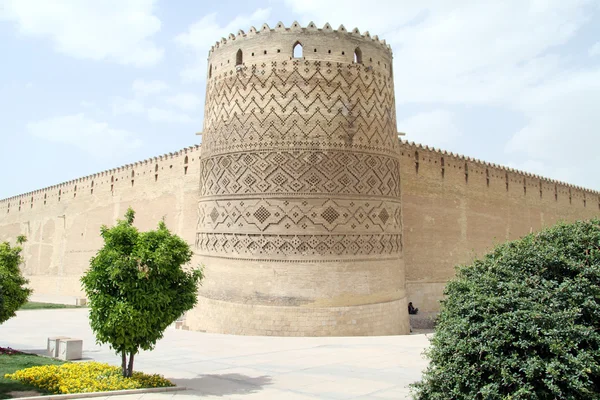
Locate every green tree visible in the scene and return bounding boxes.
[412,219,600,399]
[0,235,32,325]
[81,208,203,377]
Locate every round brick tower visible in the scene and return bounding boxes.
[191,21,408,336]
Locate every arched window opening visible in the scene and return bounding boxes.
[131,170,135,178]
[236,49,243,65]
[293,42,303,58]
[208,64,212,78]
[155,164,159,172]
[354,48,362,63]
[184,156,189,164]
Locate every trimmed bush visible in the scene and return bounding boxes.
[412,219,600,399]
[5,362,173,394]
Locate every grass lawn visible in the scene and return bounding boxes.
[0,351,64,399]
[19,302,84,310]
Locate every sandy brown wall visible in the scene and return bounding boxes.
[0,146,202,299]
[399,141,600,312]
[1,139,599,318]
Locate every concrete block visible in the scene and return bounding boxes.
[47,336,69,357]
[75,297,87,306]
[58,339,83,360]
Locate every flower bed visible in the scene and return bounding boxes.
[0,347,22,355]
[5,362,173,394]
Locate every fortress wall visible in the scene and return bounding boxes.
[0,138,598,325]
[398,141,600,312]
[0,146,202,299]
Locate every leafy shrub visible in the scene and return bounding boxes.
[5,362,173,394]
[81,208,203,377]
[0,236,32,325]
[412,219,600,399]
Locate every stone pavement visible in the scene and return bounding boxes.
[0,309,431,399]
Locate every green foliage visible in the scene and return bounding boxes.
[0,236,32,325]
[0,352,64,399]
[412,219,600,400]
[81,208,203,377]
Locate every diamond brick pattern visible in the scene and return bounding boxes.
[200,150,400,197]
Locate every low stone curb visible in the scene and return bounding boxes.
[14,385,186,400]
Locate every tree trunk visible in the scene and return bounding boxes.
[121,352,127,377]
[127,352,135,377]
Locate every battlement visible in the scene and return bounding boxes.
[0,145,201,209]
[207,22,394,79]
[209,21,392,55]
[399,140,600,197]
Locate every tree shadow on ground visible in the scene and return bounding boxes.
[171,373,272,397]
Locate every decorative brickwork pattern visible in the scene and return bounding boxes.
[196,233,402,260]
[197,198,402,233]
[202,61,398,155]
[200,150,400,198]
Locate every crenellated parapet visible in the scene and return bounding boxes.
[209,21,392,54]
[206,21,394,81]
[0,145,201,213]
[399,140,600,207]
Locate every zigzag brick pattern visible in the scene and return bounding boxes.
[202,61,397,155]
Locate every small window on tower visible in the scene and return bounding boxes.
[236,49,243,65]
[293,41,303,58]
[354,47,362,64]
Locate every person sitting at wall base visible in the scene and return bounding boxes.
[408,302,419,315]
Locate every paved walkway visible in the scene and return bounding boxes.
[0,309,430,399]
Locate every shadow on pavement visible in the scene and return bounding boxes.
[172,373,272,396]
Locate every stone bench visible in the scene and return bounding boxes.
[47,337,83,360]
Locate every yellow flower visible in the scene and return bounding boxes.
[5,362,173,394]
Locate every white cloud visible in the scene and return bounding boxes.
[0,0,163,67]
[147,107,194,123]
[397,110,461,150]
[132,79,169,97]
[505,67,600,188]
[27,114,142,157]
[282,0,594,105]
[175,8,272,82]
[112,97,145,116]
[589,42,600,57]
[165,93,201,111]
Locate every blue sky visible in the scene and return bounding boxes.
[1,0,599,199]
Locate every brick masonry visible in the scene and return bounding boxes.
[0,22,598,336]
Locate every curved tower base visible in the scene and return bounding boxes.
[187,296,410,336]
